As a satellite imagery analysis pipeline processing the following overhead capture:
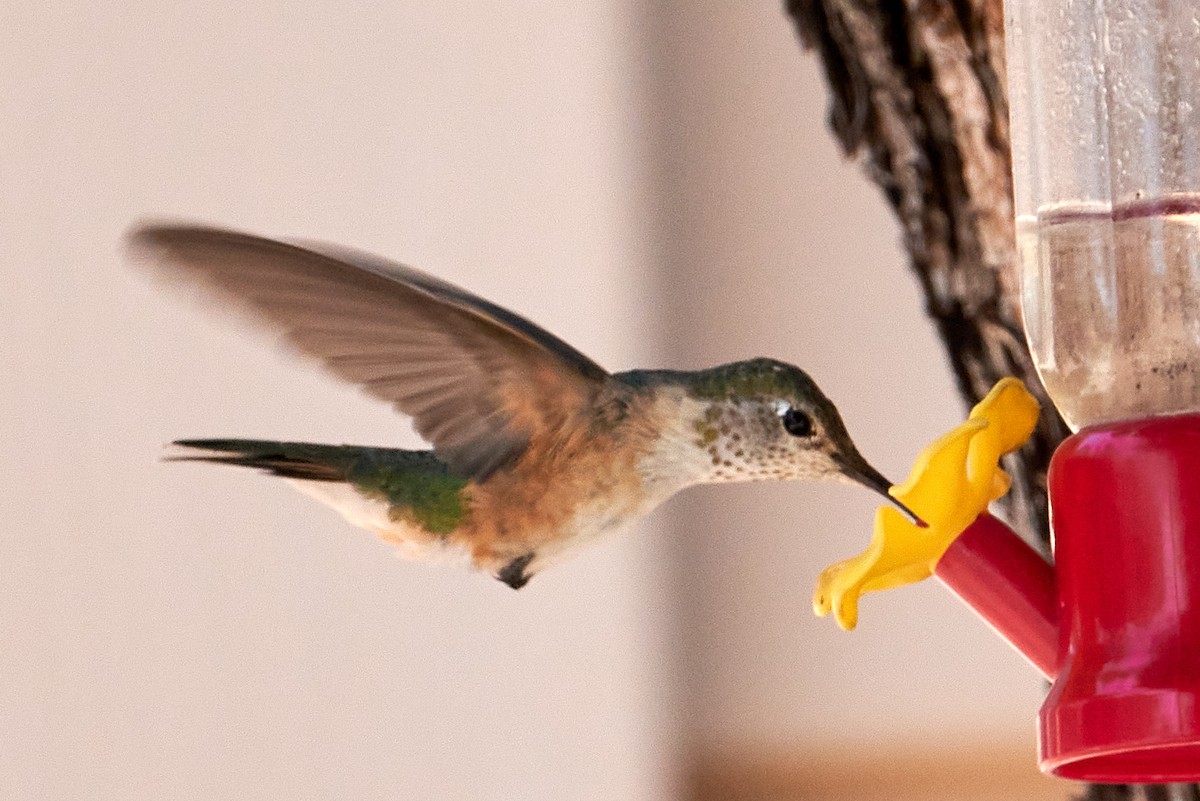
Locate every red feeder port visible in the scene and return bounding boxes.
[936,415,1200,781]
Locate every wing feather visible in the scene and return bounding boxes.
[129,224,610,478]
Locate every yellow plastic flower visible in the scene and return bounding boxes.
[813,378,1040,630]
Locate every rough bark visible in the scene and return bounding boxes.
[783,1,1183,800]
[785,0,1067,547]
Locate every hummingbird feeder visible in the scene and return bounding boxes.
[818,0,1200,782]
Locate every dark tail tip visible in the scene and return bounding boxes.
[164,439,346,482]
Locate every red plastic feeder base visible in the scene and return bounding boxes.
[1040,414,1200,781]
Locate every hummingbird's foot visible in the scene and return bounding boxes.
[496,553,536,590]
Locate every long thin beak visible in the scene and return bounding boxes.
[835,455,925,526]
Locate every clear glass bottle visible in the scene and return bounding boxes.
[1007,0,1200,431]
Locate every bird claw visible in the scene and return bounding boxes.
[496,553,535,589]
[813,378,1040,631]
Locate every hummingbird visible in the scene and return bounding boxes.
[130,224,919,589]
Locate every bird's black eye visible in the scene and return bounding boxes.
[781,408,813,437]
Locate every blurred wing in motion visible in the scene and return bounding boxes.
[129,224,611,479]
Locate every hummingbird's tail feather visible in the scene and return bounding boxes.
[168,438,358,481]
[167,439,475,551]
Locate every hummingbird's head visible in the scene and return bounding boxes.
[668,358,920,523]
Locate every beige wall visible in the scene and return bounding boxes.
[2,3,673,799]
[3,2,1056,799]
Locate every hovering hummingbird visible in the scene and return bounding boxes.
[131,224,918,589]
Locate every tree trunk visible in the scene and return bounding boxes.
[784,1,1188,799]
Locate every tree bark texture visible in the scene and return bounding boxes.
[784,2,1188,800]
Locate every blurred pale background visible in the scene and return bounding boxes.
[2,2,1063,800]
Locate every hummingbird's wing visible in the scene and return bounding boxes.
[129,224,611,479]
